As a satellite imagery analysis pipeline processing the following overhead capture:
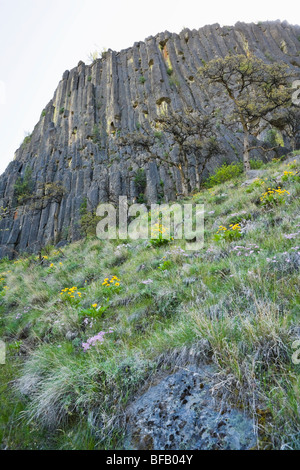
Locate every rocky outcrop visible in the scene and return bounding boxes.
[124,365,257,450]
[0,21,299,257]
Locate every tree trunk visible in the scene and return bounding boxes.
[178,165,189,197]
[53,202,60,245]
[243,131,251,173]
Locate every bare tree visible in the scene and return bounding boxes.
[119,110,219,197]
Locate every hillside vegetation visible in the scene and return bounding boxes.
[0,154,299,450]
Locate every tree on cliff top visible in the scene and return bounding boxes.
[198,54,293,172]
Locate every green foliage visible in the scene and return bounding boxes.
[92,124,101,143]
[14,167,34,205]
[156,292,181,318]
[214,223,242,242]
[1,157,300,450]
[250,159,264,169]
[87,48,108,63]
[80,197,88,215]
[22,133,32,146]
[282,170,300,183]
[204,162,243,188]
[154,131,163,140]
[42,182,66,203]
[139,76,146,84]
[0,359,50,449]
[134,169,147,202]
[157,259,173,271]
[149,222,173,247]
[59,107,65,115]
[169,76,180,88]
[260,187,290,207]
[264,51,275,62]
[79,198,101,237]
[0,206,9,221]
[101,48,108,59]
[80,211,100,237]
[199,55,291,170]
[265,129,284,147]
[79,302,109,320]
[166,67,173,76]
[149,236,171,248]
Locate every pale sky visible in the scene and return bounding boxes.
[0,0,299,175]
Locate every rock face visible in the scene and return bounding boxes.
[124,365,256,450]
[0,21,299,258]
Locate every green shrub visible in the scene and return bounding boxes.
[101,48,108,59]
[134,169,147,200]
[204,162,243,188]
[14,167,34,205]
[139,76,146,84]
[79,198,101,237]
[250,159,264,169]
[92,124,100,143]
[22,133,32,146]
[264,129,284,147]
[80,212,101,237]
[154,131,163,140]
[169,76,180,88]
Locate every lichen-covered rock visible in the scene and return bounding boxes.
[125,365,256,450]
[0,21,299,258]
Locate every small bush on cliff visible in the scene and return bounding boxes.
[22,132,32,147]
[92,124,101,144]
[79,198,101,237]
[14,167,34,205]
[134,169,147,203]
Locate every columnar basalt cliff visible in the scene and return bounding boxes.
[0,21,299,258]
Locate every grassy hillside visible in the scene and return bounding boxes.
[0,155,299,450]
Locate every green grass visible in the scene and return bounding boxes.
[0,156,300,449]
